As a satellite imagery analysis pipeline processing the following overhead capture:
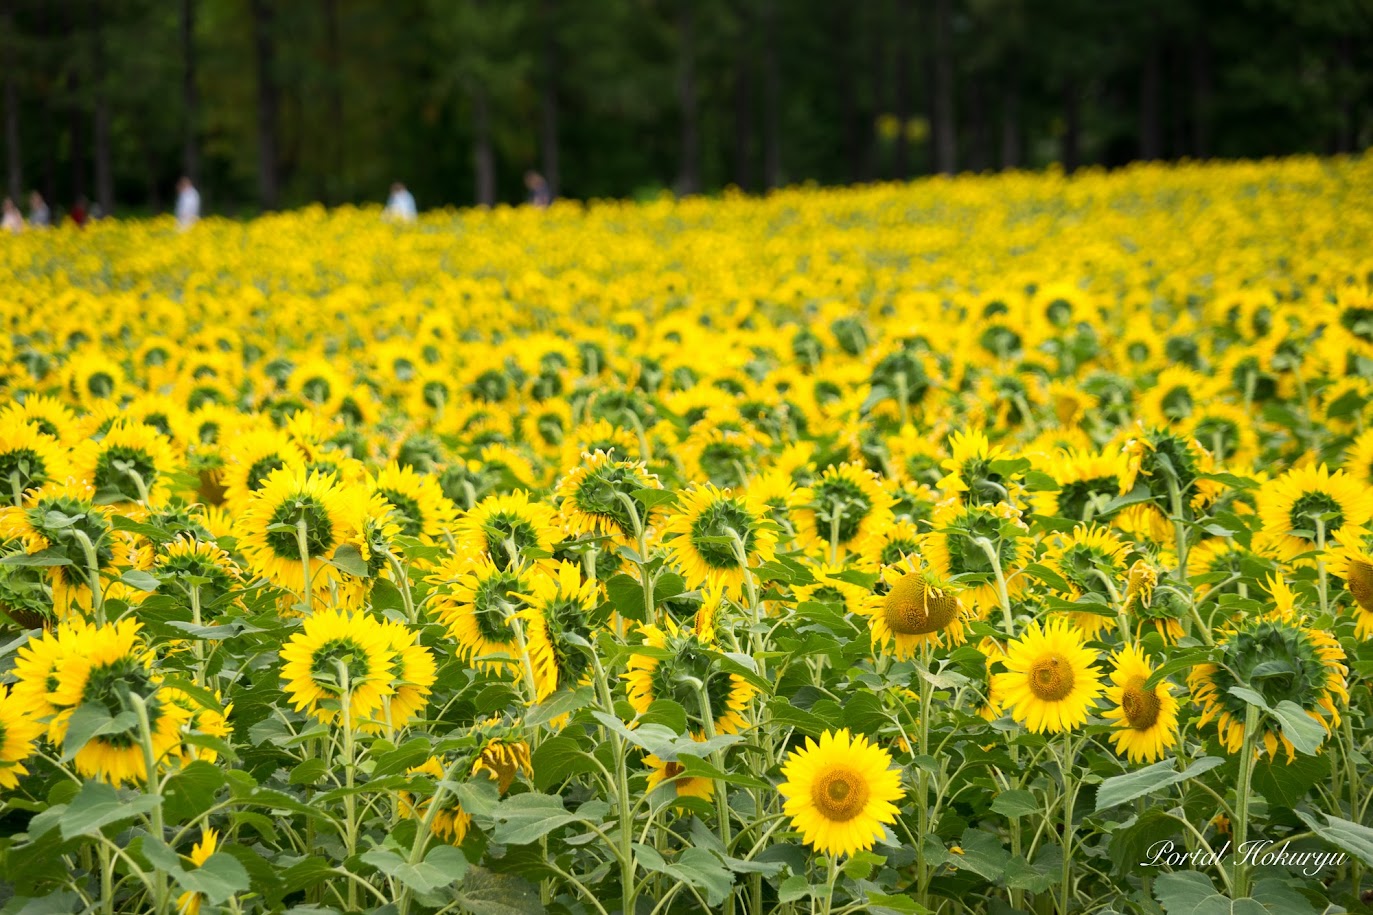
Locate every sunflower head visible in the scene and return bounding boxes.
[1189,617,1347,761]
[1102,645,1180,763]
[278,609,398,726]
[993,618,1105,733]
[401,757,472,844]
[777,728,905,859]
[662,484,777,596]
[862,563,965,658]
[457,490,562,571]
[625,617,755,736]
[554,451,663,545]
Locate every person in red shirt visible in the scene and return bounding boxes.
[69,196,88,228]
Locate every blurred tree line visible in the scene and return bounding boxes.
[1,0,1370,216]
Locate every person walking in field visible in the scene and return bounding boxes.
[524,171,552,208]
[28,192,50,227]
[2,198,23,233]
[385,182,417,222]
[175,176,201,229]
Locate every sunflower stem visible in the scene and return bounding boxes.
[590,651,637,915]
[189,583,206,687]
[820,855,839,915]
[71,528,106,626]
[8,470,22,506]
[1058,729,1078,915]
[828,499,845,565]
[295,518,313,613]
[973,536,1014,635]
[613,491,657,628]
[895,371,910,429]
[398,756,467,915]
[1233,702,1260,899]
[337,664,359,912]
[1315,516,1329,619]
[382,547,417,624]
[130,693,169,915]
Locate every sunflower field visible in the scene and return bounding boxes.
[2,156,1373,915]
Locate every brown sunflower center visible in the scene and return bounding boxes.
[1347,559,1373,612]
[1120,679,1161,730]
[883,573,959,635]
[1029,654,1075,702]
[663,761,685,779]
[811,766,870,822]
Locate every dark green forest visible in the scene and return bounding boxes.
[2,0,1371,216]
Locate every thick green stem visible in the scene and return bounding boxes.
[1059,730,1078,915]
[130,694,169,915]
[295,518,314,613]
[1233,704,1260,898]
[71,528,105,625]
[973,536,1014,635]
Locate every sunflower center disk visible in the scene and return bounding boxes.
[1028,654,1075,702]
[1348,560,1373,611]
[883,573,957,635]
[1121,680,1161,729]
[811,767,869,822]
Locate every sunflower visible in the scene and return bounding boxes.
[1101,645,1179,763]
[1043,525,1130,638]
[401,757,472,844]
[0,479,113,616]
[175,829,221,915]
[644,752,715,801]
[46,619,189,785]
[236,466,366,599]
[368,462,459,543]
[1328,525,1373,637]
[860,563,966,658]
[279,609,397,726]
[0,421,70,503]
[778,728,905,859]
[1257,464,1373,562]
[378,619,437,731]
[472,736,533,793]
[162,687,233,764]
[558,418,641,470]
[218,427,307,509]
[73,419,180,505]
[0,395,80,444]
[1189,616,1347,761]
[430,554,540,673]
[791,562,874,616]
[456,490,563,571]
[857,517,927,572]
[519,561,601,700]
[993,619,1104,733]
[661,484,777,596]
[1046,448,1130,523]
[0,684,44,788]
[745,469,812,543]
[554,450,664,546]
[921,499,1028,616]
[798,462,896,559]
[624,615,756,736]
[937,428,1022,507]
[154,535,242,612]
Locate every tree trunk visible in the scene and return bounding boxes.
[1,3,19,202]
[732,33,753,191]
[1188,36,1211,159]
[836,6,861,183]
[181,0,200,182]
[892,0,910,179]
[675,2,700,195]
[1061,77,1081,172]
[539,0,560,197]
[968,74,990,172]
[930,0,955,174]
[761,0,780,188]
[1139,39,1161,160]
[91,0,113,215]
[250,0,280,210]
[1000,56,1020,169]
[323,0,343,202]
[472,85,495,206]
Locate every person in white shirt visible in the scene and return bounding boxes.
[175,176,201,229]
[385,182,417,223]
[2,198,23,234]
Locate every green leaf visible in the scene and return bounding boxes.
[1271,701,1326,756]
[951,829,1009,882]
[362,845,467,895]
[59,781,161,839]
[1155,871,1321,915]
[865,892,932,914]
[841,851,885,880]
[1094,756,1225,812]
[119,569,162,591]
[1295,809,1373,867]
[531,735,602,790]
[453,865,546,915]
[990,789,1040,819]
[491,793,579,845]
[175,853,251,905]
[604,573,649,622]
[328,544,368,577]
[524,685,594,728]
[59,703,138,762]
[1143,649,1212,690]
[289,758,328,786]
[631,488,678,510]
